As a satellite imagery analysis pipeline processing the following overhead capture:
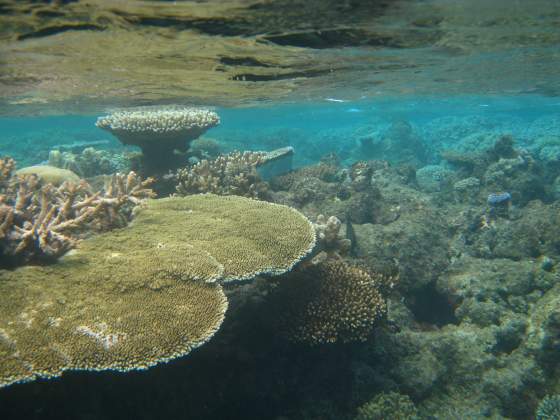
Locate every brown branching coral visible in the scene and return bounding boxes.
[0,158,155,265]
[271,260,388,344]
[176,151,269,199]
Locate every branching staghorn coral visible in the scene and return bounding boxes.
[0,158,155,265]
[176,151,269,199]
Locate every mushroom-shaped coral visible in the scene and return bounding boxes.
[271,260,387,344]
[0,194,316,387]
[96,106,220,175]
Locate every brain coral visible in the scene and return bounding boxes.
[0,194,315,387]
[272,260,387,344]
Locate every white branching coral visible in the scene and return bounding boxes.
[96,106,220,175]
[0,157,155,265]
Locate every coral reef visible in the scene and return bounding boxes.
[175,151,269,199]
[144,195,316,282]
[271,260,387,344]
[355,392,418,420]
[357,121,427,168]
[16,165,80,185]
[48,147,130,178]
[415,164,455,192]
[0,194,316,388]
[536,395,560,420]
[0,158,155,266]
[312,214,351,257]
[96,106,220,175]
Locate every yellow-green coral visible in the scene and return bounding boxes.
[0,194,315,387]
[134,194,316,282]
[273,260,387,344]
[0,236,227,388]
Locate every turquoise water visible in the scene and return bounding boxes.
[1,0,560,414]
[1,93,559,419]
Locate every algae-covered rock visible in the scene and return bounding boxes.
[353,208,450,292]
[16,164,80,185]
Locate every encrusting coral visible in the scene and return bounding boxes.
[175,150,269,199]
[96,106,220,175]
[16,164,81,186]
[0,194,316,388]
[271,260,388,344]
[0,157,155,265]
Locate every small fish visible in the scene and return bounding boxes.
[325,98,347,103]
[346,108,362,113]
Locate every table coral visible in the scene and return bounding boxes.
[96,106,220,175]
[0,194,316,388]
[136,194,316,282]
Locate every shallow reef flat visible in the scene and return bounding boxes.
[1,0,560,114]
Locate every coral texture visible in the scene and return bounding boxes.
[312,214,351,257]
[96,106,220,175]
[0,194,316,388]
[141,194,316,282]
[273,260,387,344]
[355,392,419,420]
[0,158,155,265]
[536,395,560,420]
[16,165,80,185]
[175,151,269,199]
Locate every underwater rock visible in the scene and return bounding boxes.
[415,164,455,192]
[465,201,560,260]
[96,106,220,176]
[353,207,450,292]
[16,164,80,185]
